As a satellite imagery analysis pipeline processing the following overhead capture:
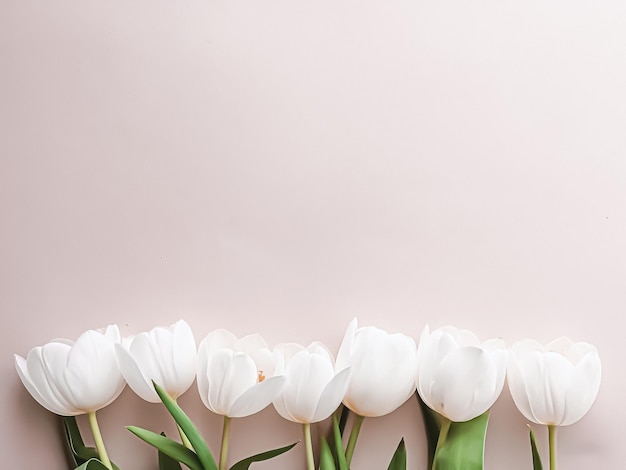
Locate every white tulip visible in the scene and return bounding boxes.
[116,319,197,402]
[273,342,350,424]
[196,329,285,418]
[15,324,125,416]
[416,325,507,422]
[507,337,601,426]
[336,318,418,417]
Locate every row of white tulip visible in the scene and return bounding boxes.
[14,318,601,469]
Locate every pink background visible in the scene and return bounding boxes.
[2,0,624,468]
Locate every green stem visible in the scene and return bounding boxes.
[548,424,557,470]
[177,423,193,450]
[219,416,232,470]
[87,411,113,470]
[173,398,194,450]
[345,414,365,466]
[432,417,451,470]
[303,423,315,470]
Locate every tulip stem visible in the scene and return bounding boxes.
[432,417,452,470]
[548,424,557,470]
[87,411,113,470]
[219,416,232,470]
[345,414,364,466]
[303,423,315,470]
[177,423,193,450]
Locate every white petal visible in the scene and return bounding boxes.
[282,352,333,423]
[207,350,257,415]
[196,339,212,410]
[169,320,197,397]
[427,347,499,422]
[64,330,124,411]
[561,351,601,425]
[335,318,358,371]
[229,376,286,418]
[312,367,351,423]
[15,353,79,416]
[116,344,158,402]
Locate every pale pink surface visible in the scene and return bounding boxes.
[1,0,625,468]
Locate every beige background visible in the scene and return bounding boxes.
[2,0,625,468]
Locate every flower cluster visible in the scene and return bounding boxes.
[14,318,601,470]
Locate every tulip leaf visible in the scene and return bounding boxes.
[63,416,99,465]
[387,438,406,470]
[415,393,441,470]
[332,414,349,470]
[153,381,218,470]
[229,442,298,470]
[432,412,489,470]
[127,426,203,470]
[73,458,111,470]
[529,426,544,470]
[159,432,184,470]
[63,416,121,470]
[319,437,336,470]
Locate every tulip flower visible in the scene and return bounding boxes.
[273,342,351,470]
[115,319,197,403]
[507,337,602,469]
[335,318,418,464]
[14,325,125,469]
[197,329,286,470]
[416,325,507,423]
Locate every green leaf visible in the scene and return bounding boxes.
[432,412,490,470]
[229,442,298,470]
[387,438,406,470]
[153,381,217,470]
[159,432,184,470]
[332,415,349,470]
[63,416,120,470]
[73,458,110,470]
[416,393,441,470]
[127,426,203,470]
[319,437,336,470]
[529,426,544,470]
[63,416,99,465]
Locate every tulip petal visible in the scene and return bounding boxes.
[30,343,82,415]
[335,318,358,372]
[116,344,159,403]
[15,353,79,416]
[561,351,601,425]
[170,320,197,397]
[206,350,257,416]
[312,367,351,423]
[196,339,212,410]
[344,327,417,417]
[428,346,498,422]
[64,330,124,411]
[229,376,286,418]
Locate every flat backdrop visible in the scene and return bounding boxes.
[1,0,625,468]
